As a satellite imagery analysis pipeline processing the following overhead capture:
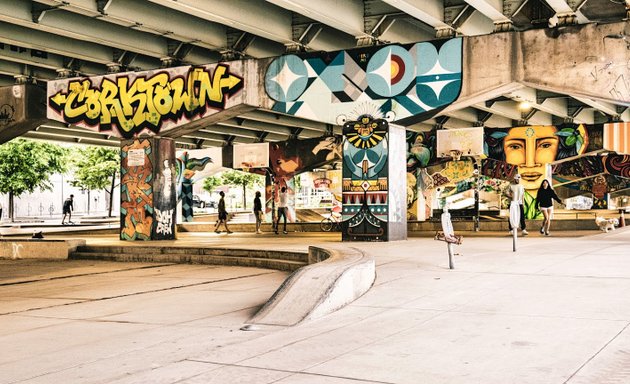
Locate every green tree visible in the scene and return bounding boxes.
[202,175,222,194]
[218,170,263,208]
[0,139,68,221]
[70,146,120,217]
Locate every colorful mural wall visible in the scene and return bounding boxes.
[263,39,462,126]
[47,62,246,138]
[120,138,176,240]
[267,136,343,221]
[484,124,592,218]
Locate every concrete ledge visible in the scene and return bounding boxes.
[0,238,86,260]
[244,245,375,328]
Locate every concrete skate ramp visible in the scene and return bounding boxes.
[244,245,375,328]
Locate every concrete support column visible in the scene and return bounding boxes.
[341,117,407,241]
[120,137,177,240]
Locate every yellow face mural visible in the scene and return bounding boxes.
[503,125,559,192]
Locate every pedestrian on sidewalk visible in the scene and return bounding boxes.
[61,194,74,225]
[214,191,232,234]
[535,179,563,236]
[507,174,528,235]
[275,186,288,234]
[253,191,263,234]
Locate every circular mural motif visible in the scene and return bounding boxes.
[367,46,415,97]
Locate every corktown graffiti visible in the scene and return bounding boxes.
[47,64,243,138]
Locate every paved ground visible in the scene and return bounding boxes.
[1,227,629,383]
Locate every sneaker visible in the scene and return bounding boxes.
[283,230,288,234]
[540,227,544,234]
[256,230,263,234]
[214,230,220,234]
[274,231,278,235]
[509,229,514,235]
[545,231,550,236]
[227,230,233,234]
[522,229,529,236]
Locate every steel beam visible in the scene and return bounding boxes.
[147,0,294,45]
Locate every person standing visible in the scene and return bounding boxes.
[275,186,288,234]
[253,191,263,234]
[214,191,232,234]
[507,175,528,235]
[535,179,563,236]
[61,194,74,225]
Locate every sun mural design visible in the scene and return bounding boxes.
[344,114,388,149]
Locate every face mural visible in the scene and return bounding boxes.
[485,124,589,218]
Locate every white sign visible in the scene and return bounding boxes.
[127,149,145,166]
[436,127,485,158]
[233,143,269,169]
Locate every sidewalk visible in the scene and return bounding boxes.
[1,228,629,383]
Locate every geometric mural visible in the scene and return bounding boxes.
[263,39,462,127]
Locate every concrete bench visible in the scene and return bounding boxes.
[243,245,375,329]
[0,239,86,260]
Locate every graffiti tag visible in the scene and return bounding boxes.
[155,208,173,235]
[48,65,243,138]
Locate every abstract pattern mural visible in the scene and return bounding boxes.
[341,114,389,240]
[263,38,462,126]
[120,139,153,240]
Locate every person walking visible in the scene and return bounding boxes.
[275,186,288,234]
[61,194,74,225]
[535,179,563,236]
[214,191,232,234]
[253,191,263,234]
[507,175,528,235]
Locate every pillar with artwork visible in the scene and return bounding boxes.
[120,137,177,240]
[341,115,407,241]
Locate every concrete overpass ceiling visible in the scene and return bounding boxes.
[0,1,628,148]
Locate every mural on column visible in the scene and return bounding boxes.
[120,139,153,240]
[153,139,176,239]
[484,124,591,218]
[175,147,223,222]
[263,39,462,126]
[341,113,389,240]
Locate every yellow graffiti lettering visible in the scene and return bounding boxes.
[49,65,242,136]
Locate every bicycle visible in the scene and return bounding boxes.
[320,209,342,232]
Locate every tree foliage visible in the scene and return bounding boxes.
[202,175,222,194]
[69,146,120,217]
[0,139,68,220]
[70,146,119,191]
[0,139,68,196]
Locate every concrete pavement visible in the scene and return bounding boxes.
[1,228,629,383]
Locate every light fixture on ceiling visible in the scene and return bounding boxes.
[518,101,532,111]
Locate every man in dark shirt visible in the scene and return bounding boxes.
[61,194,74,225]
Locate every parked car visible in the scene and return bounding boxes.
[192,195,216,209]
